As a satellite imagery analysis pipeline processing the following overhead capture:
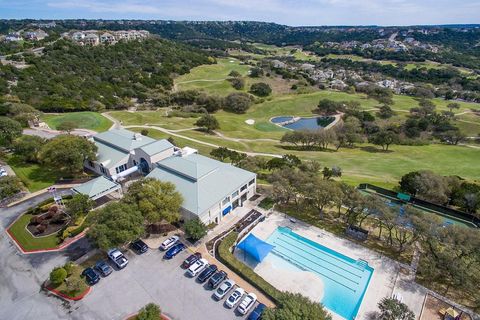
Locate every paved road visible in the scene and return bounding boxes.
[71,248,250,320]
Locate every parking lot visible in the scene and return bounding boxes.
[72,246,261,320]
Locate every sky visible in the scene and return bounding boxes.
[1,0,480,26]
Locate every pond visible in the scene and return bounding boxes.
[271,116,334,131]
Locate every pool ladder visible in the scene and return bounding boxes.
[355,259,369,269]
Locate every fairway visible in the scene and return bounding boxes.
[42,112,112,132]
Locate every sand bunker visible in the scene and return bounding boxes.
[245,119,255,125]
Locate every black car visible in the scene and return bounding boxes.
[181,252,202,269]
[248,303,266,320]
[82,267,100,285]
[208,270,227,289]
[131,239,148,254]
[197,264,218,283]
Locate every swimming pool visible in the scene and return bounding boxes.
[266,227,374,320]
[271,116,334,130]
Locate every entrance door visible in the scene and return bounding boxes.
[139,158,149,175]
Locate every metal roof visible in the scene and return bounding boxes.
[147,154,255,216]
[140,139,174,156]
[93,129,156,153]
[72,176,120,200]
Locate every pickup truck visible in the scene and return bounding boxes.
[107,248,129,269]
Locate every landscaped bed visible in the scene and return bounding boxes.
[44,263,90,301]
[8,213,60,251]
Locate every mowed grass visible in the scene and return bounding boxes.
[42,112,112,132]
[7,156,60,192]
[8,214,60,251]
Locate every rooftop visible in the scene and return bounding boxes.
[72,176,120,200]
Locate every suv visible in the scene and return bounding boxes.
[182,252,202,269]
[187,258,208,277]
[197,264,218,283]
[214,279,235,300]
[130,239,148,254]
[248,303,266,320]
[95,260,113,277]
[82,267,100,285]
[159,236,179,251]
[238,293,257,315]
[107,248,128,269]
[208,270,227,289]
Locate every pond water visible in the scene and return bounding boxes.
[271,116,334,131]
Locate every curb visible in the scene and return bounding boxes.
[6,228,87,254]
[44,284,92,301]
[124,312,172,320]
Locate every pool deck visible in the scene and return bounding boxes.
[237,212,427,320]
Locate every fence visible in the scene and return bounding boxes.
[359,183,480,227]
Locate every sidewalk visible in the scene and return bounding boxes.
[7,183,80,207]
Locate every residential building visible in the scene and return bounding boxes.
[100,32,116,45]
[5,33,22,42]
[71,31,85,42]
[24,29,48,41]
[83,33,99,46]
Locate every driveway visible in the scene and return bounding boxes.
[70,248,257,320]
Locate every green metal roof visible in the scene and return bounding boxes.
[140,140,174,156]
[147,154,255,216]
[95,141,129,169]
[94,129,156,152]
[72,176,121,200]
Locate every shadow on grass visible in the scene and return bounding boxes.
[360,146,394,153]
[276,145,337,153]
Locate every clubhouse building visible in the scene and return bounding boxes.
[79,129,257,225]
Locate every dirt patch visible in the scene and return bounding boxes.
[421,294,472,320]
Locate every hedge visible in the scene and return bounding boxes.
[217,231,282,303]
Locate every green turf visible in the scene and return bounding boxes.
[8,214,60,251]
[7,156,60,192]
[42,112,112,132]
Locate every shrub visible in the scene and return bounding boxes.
[184,218,208,241]
[49,267,67,286]
[137,303,161,320]
[249,82,272,97]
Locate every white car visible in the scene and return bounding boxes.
[214,279,236,300]
[237,292,257,315]
[159,235,179,251]
[187,258,208,277]
[225,287,245,308]
[107,248,128,269]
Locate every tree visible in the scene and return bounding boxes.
[315,129,337,150]
[87,202,145,250]
[306,179,343,217]
[196,94,223,113]
[314,99,341,115]
[369,129,399,151]
[39,135,97,175]
[249,67,264,78]
[447,102,460,113]
[184,218,208,241]
[366,86,393,105]
[377,297,415,320]
[210,147,232,162]
[228,70,241,77]
[335,117,363,149]
[262,292,332,320]
[137,303,161,320]
[228,77,245,90]
[12,135,45,163]
[223,93,253,114]
[0,176,22,200]
[401,170,451,204]
[195,114,220,133]
[249,82,272,97]
[141,129,149,136]
[0,117,22,147]
[123,178,183,224]
[65,194,94,221]
[57,121,77,133]
[377,105,395,119]
[49,267,67,286]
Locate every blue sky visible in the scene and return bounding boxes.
[1,0,479,26]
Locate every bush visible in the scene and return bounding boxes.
[217,232,282,302]
[184,218,208,241]
[223,93,253,114]
[63,262,75,276]
[137,303,161,320]
[49,267,67,286]
[249,82,272,97]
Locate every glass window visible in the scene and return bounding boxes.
[248,179,255,186]
[240,184,247,192]
[232,191,239,198]
[222,197,230,206]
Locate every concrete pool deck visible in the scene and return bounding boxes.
[235,212,427,320]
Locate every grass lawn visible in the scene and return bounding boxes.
[8,214,60,251]
[42,112,112,132]
[6,156,60,192]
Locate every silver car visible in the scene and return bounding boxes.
[213,279,236,300]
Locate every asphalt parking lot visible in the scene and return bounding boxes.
[72,246,260,320]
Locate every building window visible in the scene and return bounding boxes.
[88,161,95,168]
[240,184,247,192]
[133,160,137,166]
[232,190,239,198]
[222,196,230,206]
[115,164,128,174]
[248,179,255,186]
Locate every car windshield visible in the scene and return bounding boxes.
[217,288,224,294]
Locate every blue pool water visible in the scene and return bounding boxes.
[271,116,333,130]
[266,227,374,320]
